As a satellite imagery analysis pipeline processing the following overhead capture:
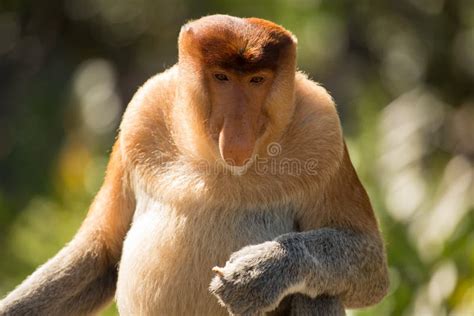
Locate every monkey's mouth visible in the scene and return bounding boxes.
[220,154,256,176]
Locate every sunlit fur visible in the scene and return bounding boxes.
[173,15,297,168]
[0,15,387,316]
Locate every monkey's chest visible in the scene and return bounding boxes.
[115,200,295,315]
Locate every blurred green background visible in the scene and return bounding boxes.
[0,0,473,315]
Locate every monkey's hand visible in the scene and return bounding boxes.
[209,239,310,315]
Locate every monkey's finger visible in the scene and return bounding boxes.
[212,266,225,277]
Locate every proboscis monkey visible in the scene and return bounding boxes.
[0,15,389,316]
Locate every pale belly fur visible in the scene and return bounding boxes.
[115,194,296,315]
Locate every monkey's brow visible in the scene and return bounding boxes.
[198,36,285,72]
[205,50,280,72]
[217,63,275,73]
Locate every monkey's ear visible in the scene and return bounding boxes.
[180,23,194,36]
[178,23,201,62]
[289,34,298,45]
[178,23,195,60]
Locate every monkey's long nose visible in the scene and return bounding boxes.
[218,120,256,167]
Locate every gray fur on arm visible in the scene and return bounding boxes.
[276,228,389,308]
[209,228,388,315]
[0,141,132,316]
[289,294,345,316]
[0,235,117,316]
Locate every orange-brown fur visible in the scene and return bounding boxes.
[0,15,387,316]
[181,15,295,72]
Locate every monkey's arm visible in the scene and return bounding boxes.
[210,229,387,315]
[210,145,389,315]
[0,140,135,316]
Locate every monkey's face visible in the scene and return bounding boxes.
[206,68,275,167]
[177,15,297,170]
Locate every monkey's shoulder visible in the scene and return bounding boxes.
[293,72,340,132]
[119,66,178,165]
[120,65,178,130]
[281,73,344,165]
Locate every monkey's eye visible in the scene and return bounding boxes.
[250,76,265,84]
[214,74,229,81]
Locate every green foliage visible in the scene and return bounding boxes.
[0,0,473,315]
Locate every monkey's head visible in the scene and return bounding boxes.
[175,15,297,171]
